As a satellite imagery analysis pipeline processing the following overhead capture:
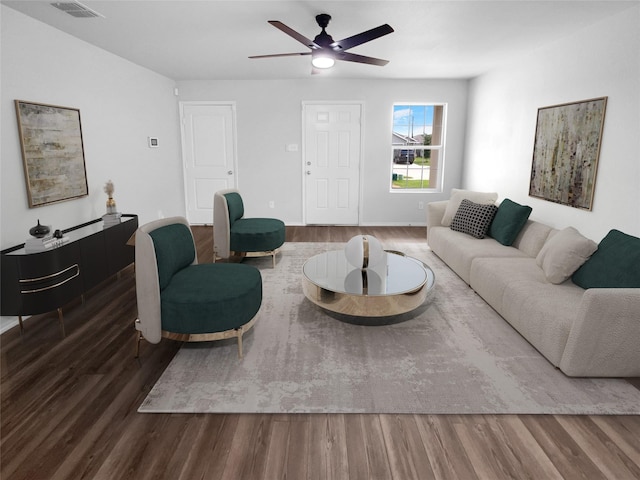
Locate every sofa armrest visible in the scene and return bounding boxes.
[560,288,640,377]
[426,200,448,230]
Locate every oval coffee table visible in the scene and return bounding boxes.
[302,250,435,317]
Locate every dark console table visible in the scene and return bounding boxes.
[1,214,138,335]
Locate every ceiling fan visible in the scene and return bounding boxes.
[249,14,394,72]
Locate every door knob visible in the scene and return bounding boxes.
[227,170,233,175]
[306,161,311,166]
[306,171,311,175]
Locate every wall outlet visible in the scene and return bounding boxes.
[269,201,275,208]
[418,201,424,210]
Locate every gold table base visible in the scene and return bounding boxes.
[302,252,435,317]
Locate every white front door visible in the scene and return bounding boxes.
[303,103,362,225]
[181,102,237,224]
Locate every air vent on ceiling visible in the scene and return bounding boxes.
[51,2,104,18]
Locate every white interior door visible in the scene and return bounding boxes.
[181,102,236,224]
[304,103,362,225]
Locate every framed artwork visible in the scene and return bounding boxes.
[15,100,89,208]
[529,97,607,210]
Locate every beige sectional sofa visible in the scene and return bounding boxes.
[427,196,640,377]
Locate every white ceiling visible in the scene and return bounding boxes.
[3,1,637,80]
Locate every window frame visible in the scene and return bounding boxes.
[390,103,447,193]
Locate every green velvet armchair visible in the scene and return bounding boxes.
[213,189,285,267]
[134,216,262,358]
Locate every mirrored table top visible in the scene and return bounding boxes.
[303,250,434,296]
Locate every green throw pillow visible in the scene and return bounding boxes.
[489,198,532,246]
[572,229,640,288]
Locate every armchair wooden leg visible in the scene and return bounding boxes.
[237,332,243,359]
[57,308,65,338]
[135,331,142,358]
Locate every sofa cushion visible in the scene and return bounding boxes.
[161,263,262,334]
[511,221,554,258]
[450,199,498,239]
[489,198,532,246]
[429,226,528,284]
[441,188,498,227]
[535,227,597,284]
[572,229,640,288]
[230,217,286,252]
[470,256,584,366]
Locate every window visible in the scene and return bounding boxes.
[391,104,446,191]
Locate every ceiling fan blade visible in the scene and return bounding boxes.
[331,24,394,51]
[249,52,311,59]
[337,52,389,66]
[268,20,320,49]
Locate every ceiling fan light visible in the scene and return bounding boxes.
[311,55,335,69]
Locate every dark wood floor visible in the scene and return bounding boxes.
[2,226,639,480]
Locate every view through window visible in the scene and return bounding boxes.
[391,104,445,190]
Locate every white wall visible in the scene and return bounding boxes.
[176,78,468,225]
[1,5,183,250]
[463,5,640,241]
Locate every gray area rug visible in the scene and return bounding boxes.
[139,242,640,414]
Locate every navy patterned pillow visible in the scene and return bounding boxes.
[450,199,498,239]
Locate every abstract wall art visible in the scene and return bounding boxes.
[15,100,89,208]
[529,97,607,210]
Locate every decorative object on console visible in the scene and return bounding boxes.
[104,180,117,214]
[344,235,385,269]
[529,97,607,210]
[102,180,121,228]
[24,233,70,253]
[26,220,66,253]
[103,213,122,228]
[15,100,88,208]
[29,219,50,238]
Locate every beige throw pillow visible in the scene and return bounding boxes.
[441,189,498,227]
[536,227,598,284]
